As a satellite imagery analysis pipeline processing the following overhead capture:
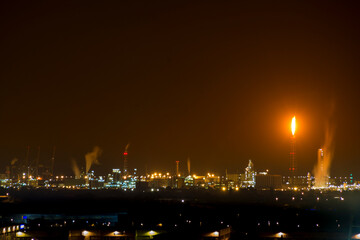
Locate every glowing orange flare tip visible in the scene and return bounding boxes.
[291,116,296,136]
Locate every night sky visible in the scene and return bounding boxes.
[1,1,360,176]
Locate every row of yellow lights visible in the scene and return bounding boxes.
[16,229,360,239]
[2,225,22,234]
[273,232,360,238]
[146,173,220,179]
[149,172,171,179]
[221,186,240,191]
[82,230,123,236]
[82,230,157,236]
[21,173,221,180]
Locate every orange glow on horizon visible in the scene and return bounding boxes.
[291,116,296,136]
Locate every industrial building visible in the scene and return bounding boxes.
[255,172,282,190]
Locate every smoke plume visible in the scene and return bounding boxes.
[71,159,81,179]
[85,146,102,173]
[124,143,130,152]
[187,157,191,176]
[11,158,18,165]
[313,105,336,188]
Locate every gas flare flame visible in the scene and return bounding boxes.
[291,116,296,136]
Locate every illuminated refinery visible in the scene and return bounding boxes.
[0,117,355,193]
[1,1,360,239]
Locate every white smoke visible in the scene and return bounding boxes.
[71,159,81,179]
[187,157,191,176]
[85,146,102,173]
[125,143,130,152]
[313,104,335,188]
[11,158,18,165]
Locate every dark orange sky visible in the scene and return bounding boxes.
[1,1,360,176]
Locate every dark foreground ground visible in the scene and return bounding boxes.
[1,188,360,239]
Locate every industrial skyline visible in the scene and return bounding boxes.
[2,2,360,239]
[1,2,360,177]
[0,115,341,179]
[0,117,352,192]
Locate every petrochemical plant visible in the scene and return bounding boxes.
[0,117,356,191]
